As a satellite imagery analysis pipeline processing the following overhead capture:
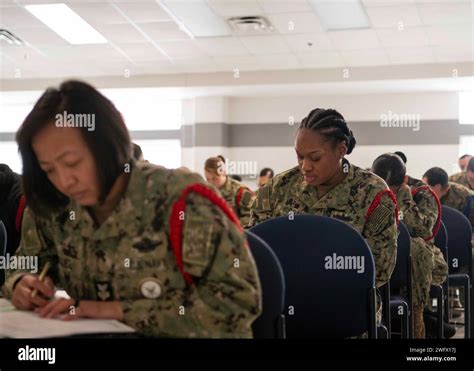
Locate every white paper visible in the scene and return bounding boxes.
[0,299,136,338]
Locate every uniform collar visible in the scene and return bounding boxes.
[68,160,145,240]
[298,159,355,210]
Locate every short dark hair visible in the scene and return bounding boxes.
[423,167,449,188]
[371,153,406,187]
[217,155,226,164]
[259,167,274,178]
[16,80,131,216]
[459,154,472,160]
[229,175,242,182]
[299,108,356,154]
[394,151,407,164]
[0,164,21,204]
[467,157,474,173]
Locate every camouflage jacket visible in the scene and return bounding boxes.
[450,172,473,191]
[249,161,398,287]
[219,176,254,227]
[397,177,440,240]
[441,181,474,213]
[3,161,261,338]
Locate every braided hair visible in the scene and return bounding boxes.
[299,108,356,155]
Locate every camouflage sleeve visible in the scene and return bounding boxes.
[248,182,273,229]
[398,187,437,239]
[121,194,262,338]
[236,187,255,228]
[362,192,398,288]
[2,208,59,298]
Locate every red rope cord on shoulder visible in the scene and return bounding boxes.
[411,185,442,241]
[15,195,26,233]
[169,183,243,285]
[365,189,399,227]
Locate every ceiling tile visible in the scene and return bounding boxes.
[366,5,422,28]
[296,51,343,68]
[284,33,335,53]
[362,0,415,6]
[433,45,474,63]
[114,2,171,23]
[139,21,190,41]
[0,6,45,28]
[376,27,429,47]
[257,0,311,14]
[341,49,390,66]
[239,35,291,54]
[11,26,70,46]
[115,42,168,61]
[329,29,381,50]
[267,12,324,34]
[417,3,473,26]
[256,53,300,70]
[207,0,263,17]
[38,44,128,62]
[194,37,249,56]
[68,3,127,25]
[92,23,148,43]
[386,46,435,64]
[157,40,208,58]
[213,55,261,70]
[425,24,473,46]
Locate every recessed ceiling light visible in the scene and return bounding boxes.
[25,3,107,45]
[158,0,231,38]
[310,0,370,31]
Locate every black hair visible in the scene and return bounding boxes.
[468,157,474,173]
[299,108,356,154]
[394,151,407,164]
[0,164,21,204]
[371,153,406,187]
[460,154,472,160]
[217,155,226,164]
[423,167,449,188]
[16,80,131,216]
[229,175,242,182]
[259,167,274,178]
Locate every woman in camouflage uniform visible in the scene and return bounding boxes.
[3,80,261,338]
[249,108,398,327]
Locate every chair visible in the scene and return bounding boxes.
[246,231,286,339]
[441,206,472,338]
[462,195,474,227]
[0,221,7,287]
[434,221,450,323]
[250,215,377,338]
[387,221,412,338]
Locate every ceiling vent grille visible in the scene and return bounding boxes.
[227,16,274,35]
[0,29,24,46]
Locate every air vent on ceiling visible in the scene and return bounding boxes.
[0,29,24,46]
[227,16,274,35]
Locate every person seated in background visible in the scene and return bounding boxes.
[423,167,474,214]
[3,80,261,338]
[450,157,474,191]
[0,164,27,287]
[393,151,422,188]
[204,156,255,227]
[371,153,449,338]
[257,167,274,188]
[458,154,472,172]
[249,108,398,330]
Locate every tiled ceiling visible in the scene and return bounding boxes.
[0,0,473,79]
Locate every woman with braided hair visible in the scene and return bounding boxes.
[249,108,398,330]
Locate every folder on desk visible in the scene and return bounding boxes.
[0,299,136,338]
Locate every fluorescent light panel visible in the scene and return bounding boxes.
[25,3,107,45]
[310,0,370,30]
[159,0,231,37]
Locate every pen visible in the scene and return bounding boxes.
[31,262,51,298]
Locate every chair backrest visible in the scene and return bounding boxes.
[441,206,472,274]
[434,221,448,259]
[246,231,286,339]
[463,195,474,227]
[250,215,376,338]
[390,221,411,290]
